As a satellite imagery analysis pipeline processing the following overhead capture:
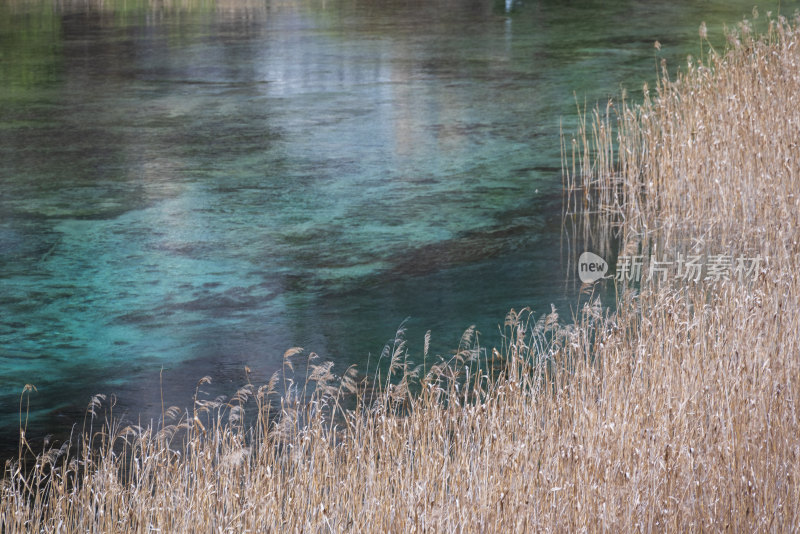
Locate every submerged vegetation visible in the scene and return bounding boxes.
[3,12,800,533]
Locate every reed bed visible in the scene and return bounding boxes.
[3,13,800,533]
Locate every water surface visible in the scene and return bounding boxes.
[0,0,787,457]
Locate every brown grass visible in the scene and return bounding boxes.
[3,12,800,533]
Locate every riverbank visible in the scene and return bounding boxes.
[3,13,799,532]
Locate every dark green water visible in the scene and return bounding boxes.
[0,0,789,457]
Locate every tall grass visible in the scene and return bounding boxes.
[3,13,800,533]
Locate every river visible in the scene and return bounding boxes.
[0,0,786,458]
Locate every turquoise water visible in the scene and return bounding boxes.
[0,0,789,456]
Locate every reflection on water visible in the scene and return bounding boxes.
[0,0,788,456]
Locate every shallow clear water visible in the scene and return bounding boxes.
[0,0,787,456]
